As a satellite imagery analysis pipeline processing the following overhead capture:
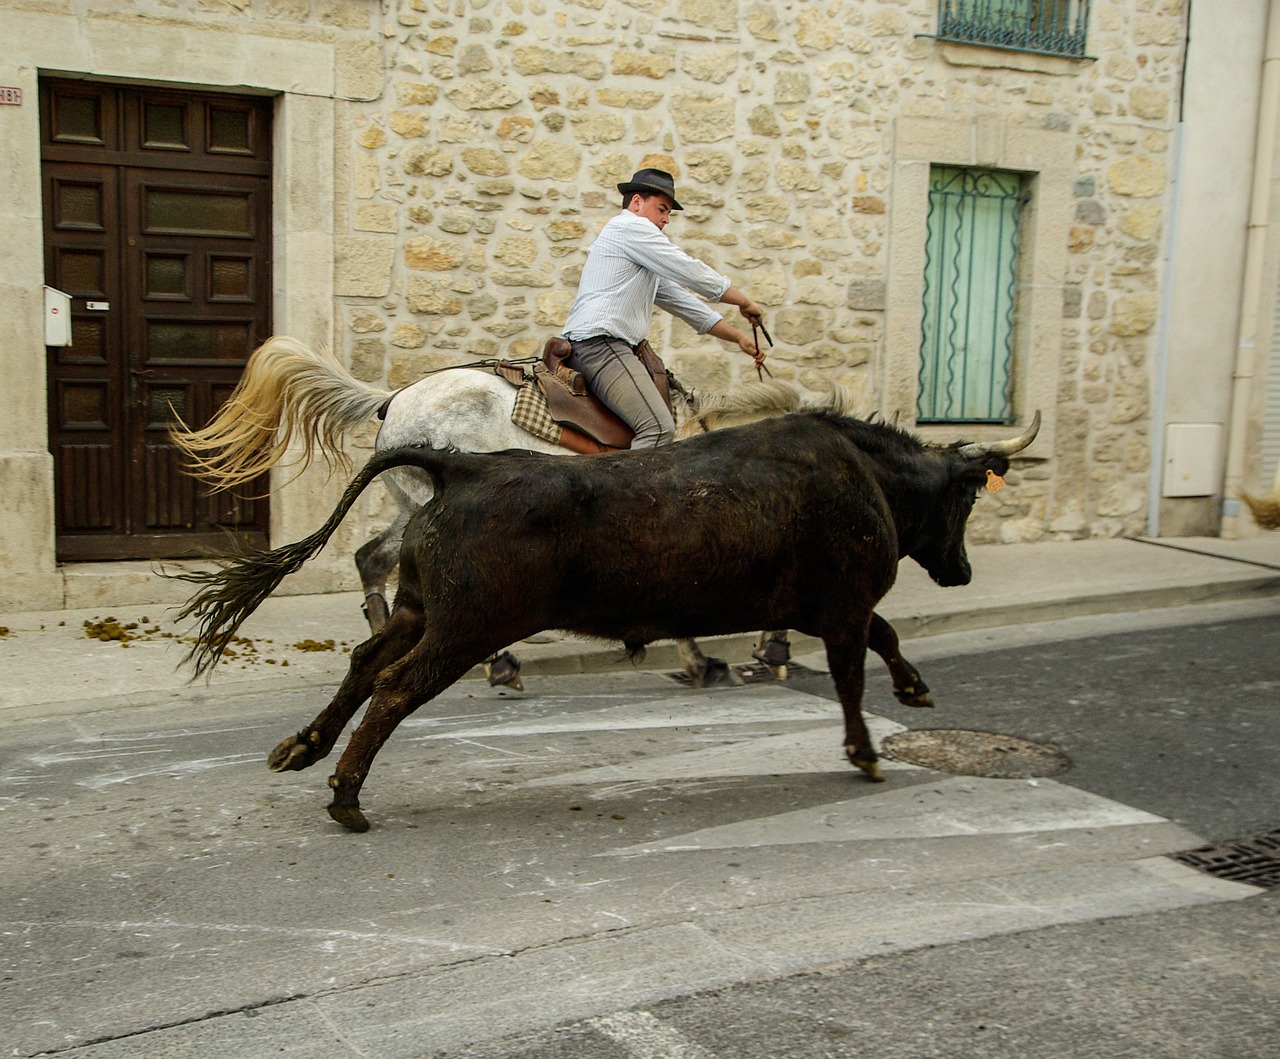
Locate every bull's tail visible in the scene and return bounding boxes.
[170,445,461,676]
[169,336,392,493]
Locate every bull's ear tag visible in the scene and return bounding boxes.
[985,469,1006,493]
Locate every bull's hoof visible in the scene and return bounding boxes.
[327,802,371,832]
[893,683,935,709]
[485,651,524,691]
[268,732,322,772]
[845,746,885,782]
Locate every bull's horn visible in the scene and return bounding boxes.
[958,410,1041,459]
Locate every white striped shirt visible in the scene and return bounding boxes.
[562,210,731,345]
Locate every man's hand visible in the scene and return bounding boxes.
[736,332,767,367]
[739,300,765,327]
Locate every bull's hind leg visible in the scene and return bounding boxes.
[326,638,476,832]
[867,613,933,708]
[823,627,884,783]
[267,604,426,773]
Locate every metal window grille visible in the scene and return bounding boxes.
[918,167,1029,424]
[938,0,1090,58]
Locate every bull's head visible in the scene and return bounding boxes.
[910,412,1041,587]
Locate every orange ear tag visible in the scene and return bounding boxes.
[985,469,1006,494]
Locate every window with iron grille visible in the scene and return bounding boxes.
[918,166,1029,424]
[937,0,1090,58]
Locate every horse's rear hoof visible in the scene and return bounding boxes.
[752,638,791,667]
[485,651,523,690]
[328,803,371,832]
[703,658,744,687]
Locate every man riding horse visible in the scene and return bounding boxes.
[562,167,769,448]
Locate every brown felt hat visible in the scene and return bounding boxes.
[617,168,683,210]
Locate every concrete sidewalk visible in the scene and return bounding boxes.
[1,535,1278,719]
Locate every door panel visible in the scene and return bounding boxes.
[41,79,272,561]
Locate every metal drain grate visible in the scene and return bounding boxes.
[668,661,816,686]
[1170,829,1280,889]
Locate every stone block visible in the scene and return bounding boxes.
[336,236,394,297]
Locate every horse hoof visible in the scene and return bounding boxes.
[328,803,371,832]
[703,659,744,687]
[268,734,318,772]
[486,651,523,690]
[752,639,791,667]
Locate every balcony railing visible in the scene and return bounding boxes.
[937,0,1091,59]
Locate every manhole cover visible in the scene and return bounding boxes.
[668,661,816,686]
[1170,829,1280,889]
[880,728,1071,778]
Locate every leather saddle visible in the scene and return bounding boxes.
[534,337,673,452]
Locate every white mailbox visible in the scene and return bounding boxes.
[44,286,72,347]
[1163,423,1222,497]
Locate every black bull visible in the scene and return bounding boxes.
[176,410,1038,832]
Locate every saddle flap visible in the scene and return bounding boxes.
[532,336,675,450]
[534,363,635,449]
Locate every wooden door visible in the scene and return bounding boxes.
[41,79,272,560]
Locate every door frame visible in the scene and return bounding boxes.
[0,3,355,609]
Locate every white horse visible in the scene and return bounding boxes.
[172,336,934,702]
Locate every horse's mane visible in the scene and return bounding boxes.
[680,379,864,437]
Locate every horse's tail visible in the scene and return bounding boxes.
[169,336,392,493]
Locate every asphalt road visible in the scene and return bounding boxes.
[434,603,1280,1059]
[1,600,1276,1057]
[786,605,1280,844]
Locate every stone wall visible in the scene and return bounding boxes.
[333,0,1187,545]
[0,0,1199,609]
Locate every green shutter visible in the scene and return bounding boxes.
[918,166,1028,423]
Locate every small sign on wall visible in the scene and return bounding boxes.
[0,87,22,106]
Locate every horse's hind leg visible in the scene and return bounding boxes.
[355,504,412,633]
[268,604,426,773]
[867,612,932,708]
[326,638,476,832]
[674,638,743,688]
